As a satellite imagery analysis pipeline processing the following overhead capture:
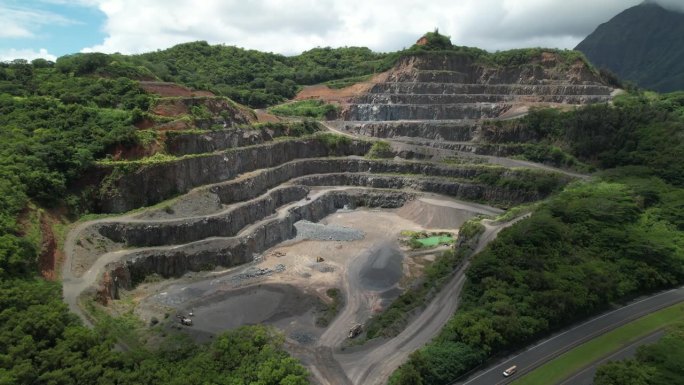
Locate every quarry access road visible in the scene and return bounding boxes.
[556,330,665,385]
[316,215,530,385]
[61,185,380,326]
[452,286,684,385]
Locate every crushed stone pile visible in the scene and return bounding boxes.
[294,220,365,241]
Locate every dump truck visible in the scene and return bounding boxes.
[348,324,363,339]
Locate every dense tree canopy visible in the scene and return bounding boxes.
[595,323,684,385]
[0,58,309,384]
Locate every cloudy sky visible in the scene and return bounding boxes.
[1,0,682,61]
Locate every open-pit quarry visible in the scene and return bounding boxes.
[62,51,613,385]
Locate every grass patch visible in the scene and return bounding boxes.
[316,288,343,327]
[511,302,684,385]
[400,231,455,249]
[366,141,393,159]
[268,99,339,119]
[416,235,455,247]
[84,299,148,350]
[324,74,374,89]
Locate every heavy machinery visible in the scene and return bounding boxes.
[348,323,363,338]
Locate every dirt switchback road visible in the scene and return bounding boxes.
[313,216,529,385]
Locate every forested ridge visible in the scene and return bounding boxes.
[576,2,684,93]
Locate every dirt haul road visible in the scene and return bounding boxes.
[311,216,529,385]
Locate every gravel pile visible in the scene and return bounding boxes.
[230,264,286,283]
[289,330,316,345]
[294,220,365,241]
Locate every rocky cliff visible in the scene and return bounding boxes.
[99,189,413,293]
[342,53,613,121]
[96,137,371,213]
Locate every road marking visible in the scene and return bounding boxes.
[457,287,683,385]
[556,329,665,385]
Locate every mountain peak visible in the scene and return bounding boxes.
[575,2,684,92]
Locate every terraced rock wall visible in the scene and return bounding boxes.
[295,174,543,203]
[101,190,413,291]
[97,186,309,247]
[341,121,479,141]
[342,53,613,121]
[132,157,567,219]
[97,138,372,213]
[91,159,566,252]
[165,126,292,156]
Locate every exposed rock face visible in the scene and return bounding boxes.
[97,138,372,213]
[97,186,309,247]
[165,126,292,156]
[99,189,413,293]
[88,160,566,255]
[342,53,613,121]
[294,174,544,204]
[341,121,479,142]
[151,96,256,124]
[132,157,569,220]
[95,265,131,304]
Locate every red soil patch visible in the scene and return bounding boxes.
[151,99,189,117]
[38,214,58,280]
[255,109,283,123]
[110,140,163,160]
[134,117,156,130]
[155,119,194,131]
[294,72,388,104]
[16,207,56,280]
[140,81,214,97]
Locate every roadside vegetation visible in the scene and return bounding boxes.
[389,91,684,385]
[316,288,344,327]
[594,321,684,385]
[366,141,394,159]
[512,303,684,385]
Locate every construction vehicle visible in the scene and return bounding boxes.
[180,317,193,326]
[176,313,193,326]
[348,323,363,338]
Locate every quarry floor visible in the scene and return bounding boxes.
[111,194,504,385]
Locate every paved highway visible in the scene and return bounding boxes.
[557,330,665,385]
[453,286,684,385]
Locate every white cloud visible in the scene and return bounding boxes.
[0,48,57,62]
[80,0,649,55]
[0,4,76,39]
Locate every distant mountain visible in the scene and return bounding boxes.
[575,1,684,92]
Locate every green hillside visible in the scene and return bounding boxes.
[576,2,684,92]
[0,34,683,385]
